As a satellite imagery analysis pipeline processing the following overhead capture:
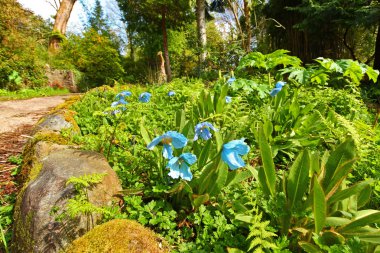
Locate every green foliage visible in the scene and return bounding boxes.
[0,87,69,101]
[0,0,50,90]
[55,29,124,89]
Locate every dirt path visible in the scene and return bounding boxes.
[0,95,75,195]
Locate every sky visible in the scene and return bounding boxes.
[17,0,93,32]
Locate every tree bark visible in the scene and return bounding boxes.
[373,24,380,71]
[161,10,172,82]
[196,0,207,71]
[49,0,77,52]
[243,0,251,52]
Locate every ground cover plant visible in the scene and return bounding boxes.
[0,87,70,101]
[60,51,380,252]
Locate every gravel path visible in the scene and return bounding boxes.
[0,94,76,195]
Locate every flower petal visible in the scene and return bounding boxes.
[147,135,163,150]
[225,96,232,104]
[200,128,212,140]
[275,81,286,89]
[222,148,246,170]
[203,122,217,131]
[163,144,173,159]
[270,88,282,97]
[180,153,197,165]
[166,131,187,149]
[179,162,193,181]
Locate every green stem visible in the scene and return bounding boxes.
[268,72,272,87]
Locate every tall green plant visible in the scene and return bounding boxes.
[255,125,380,251]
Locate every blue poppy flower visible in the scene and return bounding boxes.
[116,90,132,100]
[147,131,188,159]
[221,139,250,170]
[111,99,127,107]
[167,153,197,181]
[194,122,217,141]
[225,96,232,104]
[275,81,286,88]
[227,77,236,84]
[168,91,175,96]
[270,81,286,97]
[139,92,152,103]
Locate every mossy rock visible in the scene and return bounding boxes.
[65,219,169,253]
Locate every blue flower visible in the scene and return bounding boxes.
[167,153,197,181]
[270,81,286,97]
[116,90,132,100]
[194,122,217,141]
[147,131,188,159]
[221,139,250,170]
[225,96,232,104]
[111,99,127,107]
[139,92,152,103]
[168,91,175,96]
[227,77,236,84]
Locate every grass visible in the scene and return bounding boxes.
[0,87,70,101]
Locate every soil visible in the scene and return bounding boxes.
[0,95,75,197]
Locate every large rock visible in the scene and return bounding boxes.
[65,219,169,253]
[12,149,122,253]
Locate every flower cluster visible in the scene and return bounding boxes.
[147,120,250,181]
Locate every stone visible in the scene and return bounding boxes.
[65,219,169,253]
[33,114,73,134]
[45,67,78,93]
[12,149,122,253]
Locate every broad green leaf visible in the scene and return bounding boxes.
[322,138,356,193]
[192,194,209,209]
[227,248,245,253]
[235,214,254,223]
[357,185,372,208]
[313,177,326,234]
[175,109,186,131]
[208,160,228,196]
[364,66,379,82]
[338,211,380,233]
[197,139,212,168]
[215,131,223,152]
[257,126,276,196]
[310,151,320,175]
[299,242,321,253]
[325,217,351,227]
[328,180,374,205]
[287,150,310,210]
[225,170,253,188]
[321,231,345,245]
[140,121,151,145]
[216,84,228,114]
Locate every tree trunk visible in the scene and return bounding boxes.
[243,0,251,52]
[49,0,77,52]
[161,10,172,82]
[373,24,380,71]
[196,0,207,72]
[127,28,135,62]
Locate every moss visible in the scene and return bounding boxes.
[64,219,169,253]
[19,131,68,185]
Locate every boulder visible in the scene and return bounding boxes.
[12,149,122,253]
[65,219,169,253]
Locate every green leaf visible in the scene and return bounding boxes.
[257,126,276,196]
[192,194,209,209]
[225,170,253,188]
[299,242,321,253]
[197,139,212,168]
[322,138,356,196]
[357,185,371,209]
[325,217,351,227]
[364,66,379,82]
[175,109,186,132]
[140,120,151,145]
[338,211,380,233]
[313,177,326,234]
[208,159,229,196]
[216,84,228,114]
[328,180,374,205]
[287,150,310,210]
